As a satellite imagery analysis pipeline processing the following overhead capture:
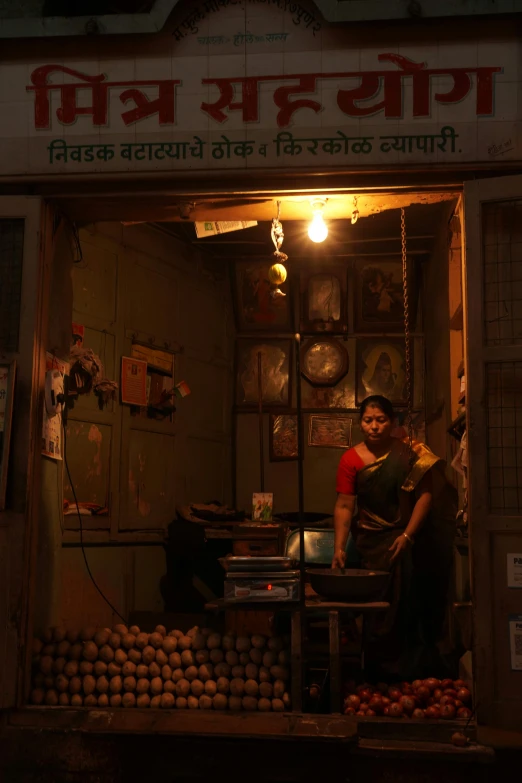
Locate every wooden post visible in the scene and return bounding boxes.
[295,333,306,712]
[290,609,303,713]
[329,610,341,714]
[257,351,264,492]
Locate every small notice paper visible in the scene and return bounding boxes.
[195,221,257,238]
[121,357,147,406]
[507,553,522,588]
[509,614,522,671]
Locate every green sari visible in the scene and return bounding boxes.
[354,438,457,679]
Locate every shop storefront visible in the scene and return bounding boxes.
[0,1,521,771]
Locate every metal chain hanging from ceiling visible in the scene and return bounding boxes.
[401,207,414,455]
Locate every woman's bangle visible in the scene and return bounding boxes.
[402,532,413,544]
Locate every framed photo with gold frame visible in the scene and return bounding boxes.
[354,259,417,333]
[308,414,353,449]
[235,339,292,409]
[0,360,16,511]
[356,338,409,406]
[269,412,300,461]
[233,260,293,333]
[300,266,347,333]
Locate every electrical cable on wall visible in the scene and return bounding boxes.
[61,412,126,624]
[67,218,84,265]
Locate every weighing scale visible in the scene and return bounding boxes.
[224,557,300,603]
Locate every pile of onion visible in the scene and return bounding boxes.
[343,678,472,720]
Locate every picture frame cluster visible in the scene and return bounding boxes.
[232,255,422,459]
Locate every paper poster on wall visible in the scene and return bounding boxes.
[507,554,522,588]
[121,357,148,406]
[42,353,69,460]
[509,614,522,671]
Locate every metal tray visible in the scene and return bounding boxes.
[227,556,295,573]
[226,570,300,580]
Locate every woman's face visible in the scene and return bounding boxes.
[360,404,393,444]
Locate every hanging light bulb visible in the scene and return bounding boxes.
[308,199,328,243]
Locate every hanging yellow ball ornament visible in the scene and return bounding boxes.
[268,263,287,286]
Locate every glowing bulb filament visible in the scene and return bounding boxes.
[308,210,328,243]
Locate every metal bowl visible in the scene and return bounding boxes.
[306,568,390,602]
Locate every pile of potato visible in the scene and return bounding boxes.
[30,624,291,712]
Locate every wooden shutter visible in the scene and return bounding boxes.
[464,175,522,731]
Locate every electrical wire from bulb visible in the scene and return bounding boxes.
[61,411,127,625]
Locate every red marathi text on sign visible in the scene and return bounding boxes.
[27,64,180,129]
[27,55,502,130]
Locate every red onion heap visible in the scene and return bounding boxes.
[343,678,473,720]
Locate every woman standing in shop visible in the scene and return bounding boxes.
[332,395,457,680]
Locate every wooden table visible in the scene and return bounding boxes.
[205,591,389,715]
[305,592,389,714]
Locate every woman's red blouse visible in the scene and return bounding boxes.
[336,448,365,495]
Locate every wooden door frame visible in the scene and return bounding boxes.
[464,174,522,732]
[0,197,50,708]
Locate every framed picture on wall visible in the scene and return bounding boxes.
[308,414,352,449]
[300,266,347,333]
[235,338,292,408]
[0,360,16,511]
[356,338,409,406]
[269,412,300,461]
[233,260,293,332]
[354,259,416,332]
[300,338,349,387]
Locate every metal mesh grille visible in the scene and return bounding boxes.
[483,199,522,346]
[0,219,24,353]
[486,361,522,513]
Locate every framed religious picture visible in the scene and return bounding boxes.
[355,260,417,332]
[300,266,347,333]
[233,260,292,333]
[356,338,409,406]
[354,259,417,332]
[269,412,300,461]
[235,339,292,408]
[0,360,16,511]
[308,414,353,449]
[300,338,349,387]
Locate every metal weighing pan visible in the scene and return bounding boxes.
[306,568,390,601]
[227,556,295,573]
[226,570,300,580]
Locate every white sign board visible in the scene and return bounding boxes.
[509,614,522,671]
[507,553,522,588]
[0,0,520,177]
